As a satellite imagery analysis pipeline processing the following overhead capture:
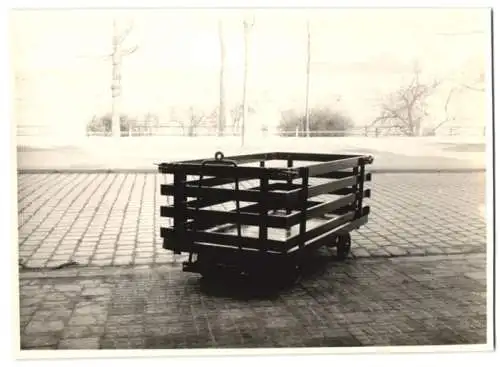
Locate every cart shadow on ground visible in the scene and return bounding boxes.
[196,248,345,300]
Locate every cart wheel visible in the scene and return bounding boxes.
[336,233,351,261]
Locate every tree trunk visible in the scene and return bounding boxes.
[241,21,250,146]
[111,20,122,138]
[218,20,226,137]
[305,21,311,138]
[241,18,253,146]
[414,119,422,137]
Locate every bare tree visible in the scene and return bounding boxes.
[459,72,485,92]
[231,104,243,134]
[232,103,256,135]
[218,20,227,137]
[143,112,159,135]
[434,31,486,93]
[370,65,440,136]
[429,87,458,134]
[110,19,139,138]
[185,106,207,137]
[428,71,484,135]
[168,106,184,134]
[241,16,255,146]
[174,106,217,137]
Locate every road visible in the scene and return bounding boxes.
[16,136,486,172]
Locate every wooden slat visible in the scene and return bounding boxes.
[272,152,357,162]
[159,162,300,180]
[181,170,369,188]
[161,184,290,205]
[172,152,278,165]
[307,176,357,198]
[264,182,303,191]
[162,184,303,210]
[160,206,288,228]
[161,227,285,252]
[287,214,369,254]
[186,187,260,209]
[162,184,258,201]
[185,176,256,188]
[285,194,356,227]
[329,191,370,215]
[330,187,370,198]
[286,211,355,248]
[315,170,354,179]
[307,157,362,176]
[185,202,261,231]
[315,173,372,190]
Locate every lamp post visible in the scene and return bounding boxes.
[241,16,254,147]
[305,20,311,137]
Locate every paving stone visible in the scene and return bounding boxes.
[73,301,108,314]
[465,272,486,280]
[61,325,105,339]
[113,257,133,265]
[20,306,37,317]
[58,337,100,349]
[31,308,73,322]
[425,246,445,255]
[25,320,65,334]
[20,296,44,308]
[406,247,427,256]
[21,334,60,349]
[91,258,113,266]
[134,257,153,265]
[69,313,107,327]
[367,248,391,257]
[100,336,145,349]
[351,247,371,258]
[384,246,409,256]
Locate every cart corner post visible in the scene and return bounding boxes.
[285,156,294,238]
[356,157,366,219]
[172,169,188,254]
[298,166,310,250]
[259,173,270,251]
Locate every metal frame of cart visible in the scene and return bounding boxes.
[158,151,373,278]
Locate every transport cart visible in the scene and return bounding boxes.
[158,151,373,280]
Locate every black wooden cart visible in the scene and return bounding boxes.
[158,151,373,280]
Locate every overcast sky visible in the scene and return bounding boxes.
[11,8,490,132]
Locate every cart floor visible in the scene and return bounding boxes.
[206,206,343,242]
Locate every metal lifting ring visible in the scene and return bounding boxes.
[214,151,224,161]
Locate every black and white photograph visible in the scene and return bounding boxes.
[9,4,494,357]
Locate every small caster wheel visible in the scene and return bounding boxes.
[327,235,341,248]
[336,233,351,261]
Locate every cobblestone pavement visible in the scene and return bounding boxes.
[18,252,487,350]
[17,172,486,268]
